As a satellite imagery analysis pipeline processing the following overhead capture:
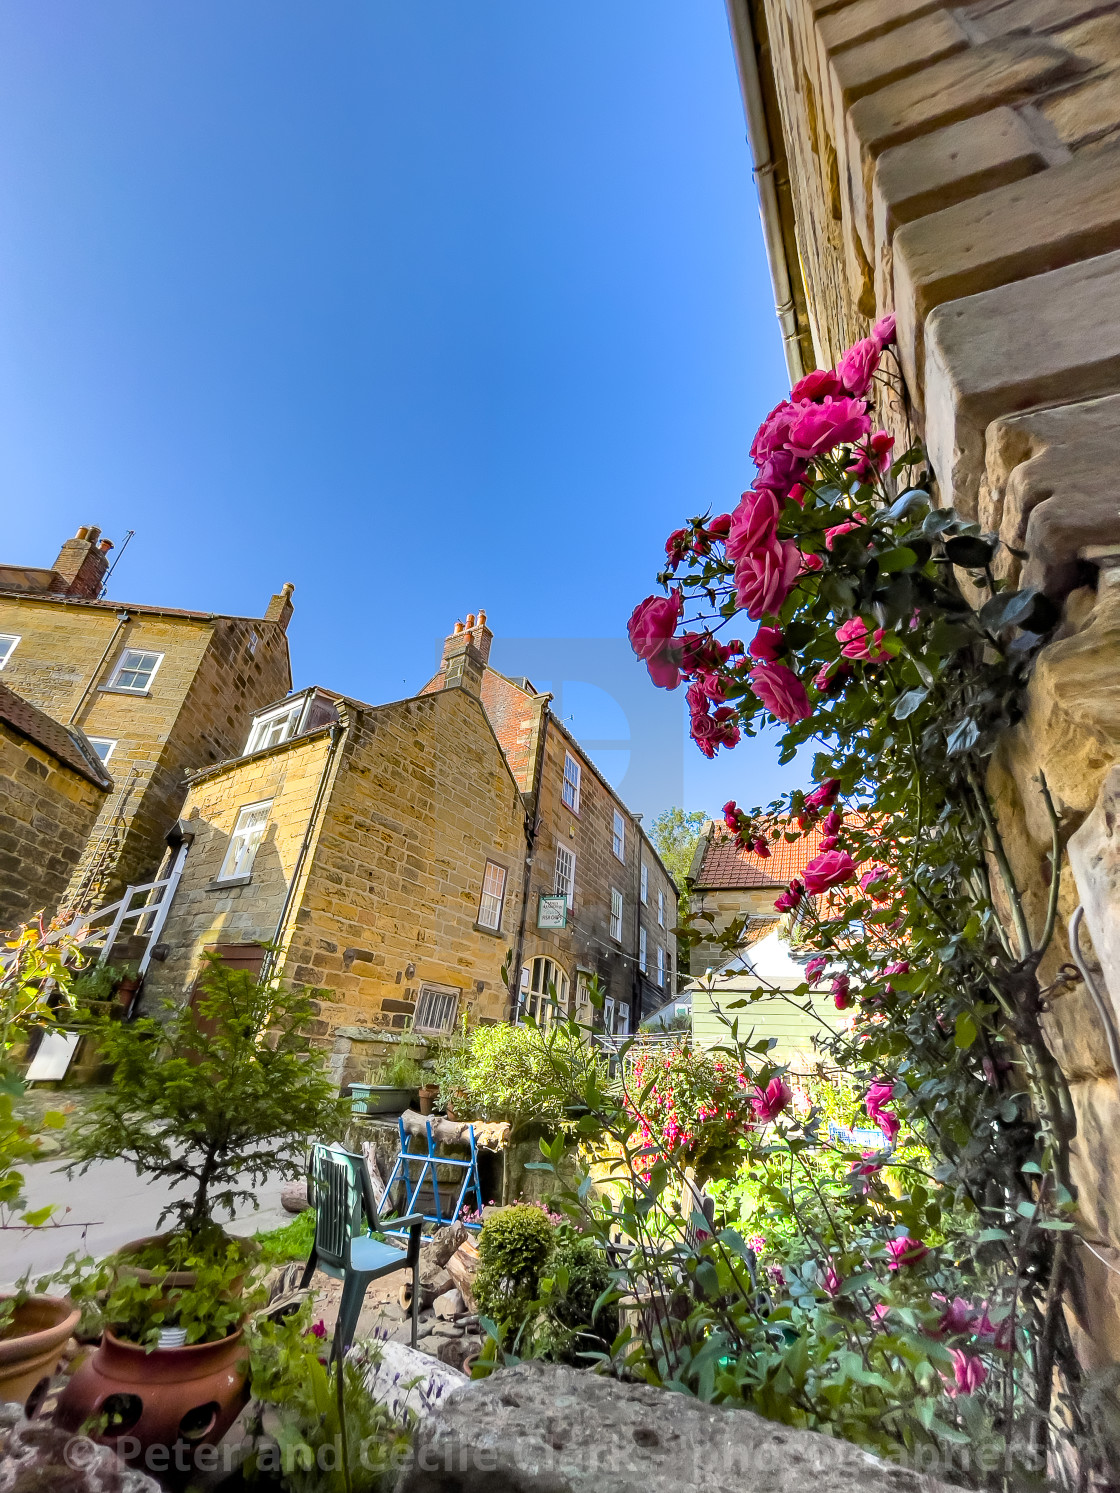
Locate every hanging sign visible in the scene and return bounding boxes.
[537,894,568,929]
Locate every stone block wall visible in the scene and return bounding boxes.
[0,721,107,932]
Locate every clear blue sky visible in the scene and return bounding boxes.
[0,1,803,821]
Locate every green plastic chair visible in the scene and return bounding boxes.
[300,1142,425,1355]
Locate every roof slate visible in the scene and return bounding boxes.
[0,682,112,788]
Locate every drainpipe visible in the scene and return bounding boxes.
[68,609,131,725]
[261,718,347,985]
[507,701,551,1023]
[724,0,806,384]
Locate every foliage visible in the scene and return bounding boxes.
[66,954,349,1238]
[245,1300,410,1492]
[256,1207,317,1265]
[67,961,128,1008]
[537,1232,620,1365]
[474,1203,557,1333]
[370,1050,425,1090]
[435,1019,606,1124]
[626,1042,758,1179]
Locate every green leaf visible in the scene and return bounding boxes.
[876,546,918,573]
[954,1012,978,1049]
[927,619,975,655]
[893,686,928,720]
[944,535,995,568]
[885,488,929,521]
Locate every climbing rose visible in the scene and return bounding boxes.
[805,956,828,982]
[751,1077,792,1123]
[790,368,844,403]
[735,540,802,620]
[752,836,771,859]
[866,1078,900,1141]
[774,879,803,913]
[831,974,852,1009]
[750,400,797,464]
[802,849,856,894]
[804,778,841,811]
[749,663,812,724]
[825,514,867,550]
[785,397,872,460]
[705,512,732,538]
[755,448,806,499]
[726,490,781,564]
[870,312,896,348]
[836,617,890,662]
[748,625,784,663]
[814,661,851,696]
[628,592,683,688]
[884,961,910,977]
[836,336,881,397]
[936,1297,976,1337]
[722,799,740,831]
[860,865,892,898]
[665,529,691,569]
[949,1350,988,1396]
[886,1236,929,1270]
[822,806,842,834]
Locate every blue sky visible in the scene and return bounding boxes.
[0,1,802,821]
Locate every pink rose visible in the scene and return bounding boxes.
[749,663,812,724]
[785,397,872,460]
[747,625,784,663]
[886,1236,929,1271]
[814,661,851,696]
[805,956,828,982]
[628,592,684,688]
[750,400,797,464]
[818,835,839,852]
[726,489,781,564]
[722,799,741,832]
[884,961,910,977]
[774,879,803,913]
[735,539,801,620]
[802,849,856,894]
[860,865,891,899]
[751,1076,792,1123]
[832,974,852,1010]
[824,513,866,550]
[823,807,841,834]
[836,337,881,397]
[865,1079,894,1117]
[804,778,840,811]
[949,1350,988,1396]
[799,551,824,573]
[790,368,844,403]
[754,448,805,497]
[870,313,896,349]
[704,512,732,540]
[665,529,691,569]
[835,616,889,662]
[752,836,771,859]
[936,1297,975,1338]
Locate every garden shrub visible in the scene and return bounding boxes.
[473,1203,556,1332]
[542,1233,619,1364]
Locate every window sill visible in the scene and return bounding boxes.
[473,922,504,937]
[99,686,153,698]
[207,875,252,891]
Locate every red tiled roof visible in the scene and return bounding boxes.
[694,815,871,891]
[0,682,112,788]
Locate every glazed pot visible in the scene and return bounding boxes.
[55,1327,249,1457]
[0,1294,81,1412]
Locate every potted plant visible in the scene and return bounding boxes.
[350,1048,425,1116]
[0,925,82,1410]
[55,954,349,1457]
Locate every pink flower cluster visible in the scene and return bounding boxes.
[865,1078,900,1143]
[722,800,771,858]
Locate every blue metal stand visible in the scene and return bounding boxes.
[382,1117,484,1234]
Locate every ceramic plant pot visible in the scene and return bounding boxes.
[418,1083,439,1116]
[350,1084,416,1115]
[0,1294,81,1412]
[55,1327,249,1458]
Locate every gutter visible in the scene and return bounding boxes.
[724,0,807,384]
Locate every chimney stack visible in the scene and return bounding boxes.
[439,609,492,697]
[52,526,113,599]
[264,582,295,631]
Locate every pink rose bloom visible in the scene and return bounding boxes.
[884,961,910,977]
[751,1076,792,1123]
[836,337,881,397]
[870,312,896,349]
[705,512,732,539]
[804,778,840,811]
[836,616,890,662]
[936,1297,975,1337]
[865,1079,894,1117]
[628,591,684,688]
[748,625,784,663]
[877,1108,900,1143]
[665,528,692,568]
[886,1235,929,1270]
[823,807,842,834]
[820,1261,842,1298]
[722,799,740,830]
[818,835,839,852]
[814,661,851,696]
[824,520,863,551]
[785,397,872,460]
[802,849,856,894]
[749,662,812,724]
[735,539,802,620]
[754,448,805,497]
[774,878,803,913]
[949,1350,987,1396]
[726,489,781,564]
[849,430,896,483]
[860,865,891,899]
[805,956,828,982]
[750,400,797,464]
[851,1153,879,1178]
[790,368,844,403]
[752,836,771,860]
[799,551,824,573]
[832,974,852,1009]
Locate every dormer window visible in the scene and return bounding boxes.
[244,701,303,754]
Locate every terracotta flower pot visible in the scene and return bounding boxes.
[0,1294,81,1412]
[113,1231,261,1303]
[55,1327,249,1458]
[418,1083,440,1116]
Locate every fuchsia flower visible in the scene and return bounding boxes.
[726,489,781,564]
[949,1350,988,1396]
[628,591,684,688]
[748,625,784,663]
[735,539,802,620]
[821,1262,843,1298]
[832,974,852,1010]
[751,1076,792,1123]
[790,368,844,403]
[749,662,812,724]
[774,879,804,914]
[871,312,896,348]
[836,337,881,397]
[805,956,828,982]
[804,778,841,811]
[836,616,890,662]
[802,849,857,894]
[785,396,872,460]
[885,1236,929,1270]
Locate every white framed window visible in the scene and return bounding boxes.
[658,889,665,927]
[612,811,625,862]
[555,844,575,910]
[522,956,569,1028]
[603,996,615,1034]
[574,969,596,1023]
[657,944,665,989]
[562,752,581,813]
[639,925,648,973]
[477,860,507,930]
[610,888,623,942]
[615,1001,630,1036]
[667,949,675,996]
[108,648,163,694]
[86,737,117,764]
[217,799,273,881]
[0,634,19,669]
[245,700,303,755]
[414,983,460,1034]
[640,862,648,904]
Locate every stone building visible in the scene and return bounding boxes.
[0,525,294,911]
[723,0,1120,1369]
[0,682,111,933]
[422,614,678,1035]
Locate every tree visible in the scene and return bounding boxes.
[67,955,348,1240]
[648,807,708,975]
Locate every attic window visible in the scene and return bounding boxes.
[245,700,304,754]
